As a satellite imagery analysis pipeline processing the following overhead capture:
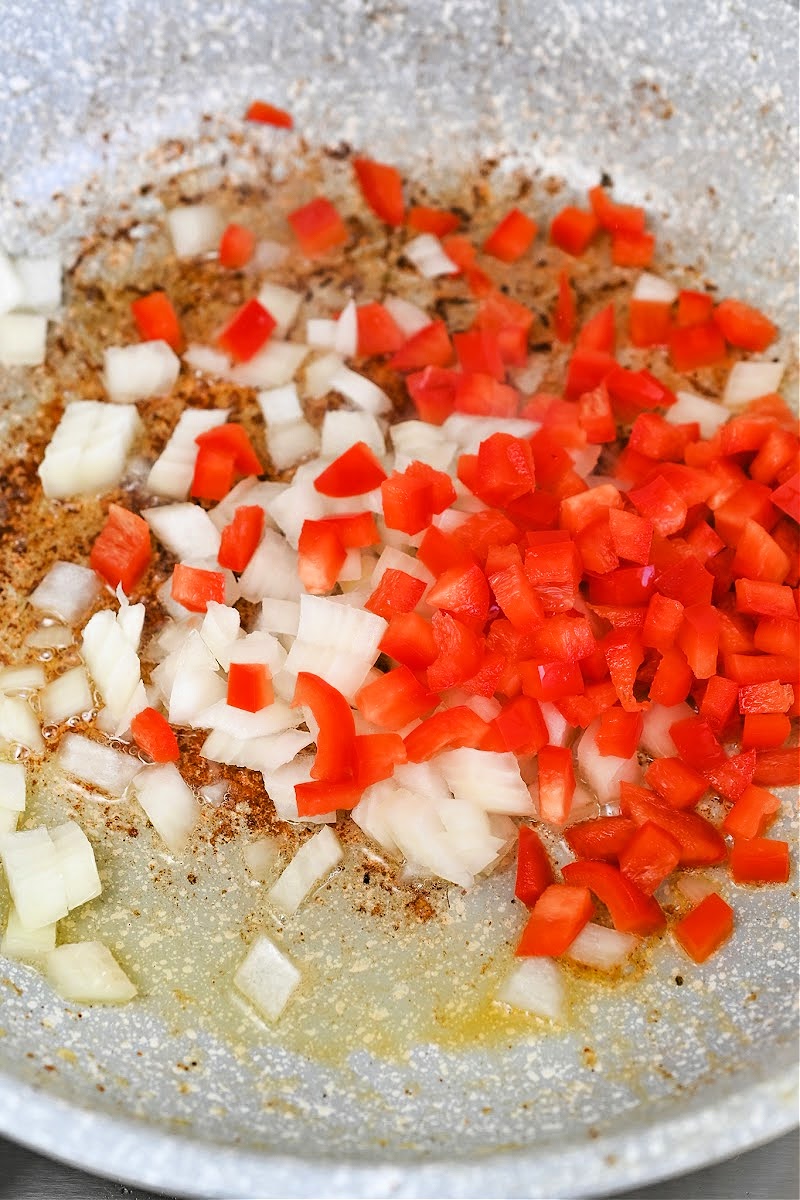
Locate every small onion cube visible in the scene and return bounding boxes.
[666,391,730,439]
[147,407,228,500]
[576,719,641,805]
[302,351,344,399]
[201,727,313,774]
[306,318,338,349]
[229,340,309,388]
[329,364,391,415]
[234,933,300,1022]
[1,906,56,962]
[55,732,142,797]
[0,762,26,813]
[320,409,386,459]
[104,341,180,404]
[0,696,44,754]
[183,343,231,377]
[0,664,46,693]
[14,255,61,312]
[41,666,93,725]
[49,820,102,910]
[268,825,343,916]
[200,601,242,670]
[132,763,200,855]
[29,560,101,624]
[144,503,221,561]
[723,360,784,409]
[0,827,68,930]
[258,599,300,638]
[38,400,142,499]
[267,420,321,471]
[256,282,301,338]
[436,748,534,816]
[496,958,566,1021]
[0,312,48,367]
[565,922,638,970]
[167,203,224,259]
[46,941,137,1004]
[402,233,458,278]
[243,836,279,881]
[25,624,74,650]
[632,272,678,304]
[334,298,358,357]
[382,294,430,336]
[258,382,304,427]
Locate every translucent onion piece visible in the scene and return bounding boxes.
[667,391,730,439]
[1,906,56,962]
[55,733,141,797]
[14,254,61,312]
[0,665,46,693]
[576,719,641,805]
[402,233,458,278]
[0,696,44,753]
[166,203,223,258]
[267,421,321,471]
[320,409,386,459]
[233,934,300,1022]
[132,763,200,855]
[565,922,638,970]
[46,941,137,1004]
[496,958,566,1021]
[328,364,391,415]
[0,827,68,930]
[268,826,343,916]
[38,400,142,499]
[239,529,303,602]
[0,761,26,813]
[243,836,279,881]
[49,820,102,910]
[41,665,93,725]
[632,272,678,303]
[82,609,142,722]
[641,702,693,759]
[256,281,302,338]
[144,503,221,561]
[382,294,431,337]
[0,312,48,366]
[436,748,535,815]
[723,360,784,409]
[29,560,101,624]
[257,382,304,427]
[146,407,228,501]
[104,341,180,404]
[201,728,313,774]
[229,341,309,389]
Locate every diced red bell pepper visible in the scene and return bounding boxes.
[750,429,800,486]
[195,423,263,476]
[676,289,714,327]
[771,472,800,523]
[644,757,706,809]
[471,432,535,507]
[297,519,347,594]
[668,322,727,372]
[407,205,461,237]
[686,520,725,564]
[628,413,697,462]
[488,560,546,632]
[629,475,688,537]
[713,298,777,352]
[453,329,505,380]
[355,302,405,357]
[218,505,264,573]
[588,185,646,235]
[753,747,800,788]
[754,617,797,656]
[550,206,599,256]
[629,299,672,348]
[655,556,715,607]
[380,611,438,670]
[491,695,549,755]
[293,672,356,782]
[565,816,638,861]
[537,744,575,825]
[131,291,183,352]
[406,365,459,424]
[619,821,682,895]
[403,705,491,762]
[524,539,582,612]
[516,883,594,956]
[217,298,275,362]
[353,157,404,225]
[596,707,643,758]
[676,603,720,680]
[514,826,554,907]
[90,504,151,593]
[295,779,365,817]
[228,662,273,712]
[606,366,676,413]
[611,230,655,268]
[590,565,657,608]
[650,646,693,706]
[418,526,477,576]
[381,471,433,535]
[714,481,776,543]
[365,569,426,621]
[668,715,726,770]
[171,563,226,613]
[602,632,645,712]
[529,615,597,664]
[426,563,490,628]
[355,665,439,729]
[620,788,726,867]
[730,838,790,884]
[565,349,618,399]
[724,652,799,685]
[562,860,665,935]
[454,510,520,563]
[190,445,236,501]
[390,320,453,371]
[483,208,538,262]
[608,508,653,566]
[314,441,387,497]
[130,707,180,763]
[454,372,519,417]
[353,732,407,788]
[288,197,348,256]
[576,304,616,353]
[722,784,781,840]
[427,611,484,691]
[578,381,617,443]
[732,520,790,584]
[673,893,734,963]
[741,713,792,749]
[698,674,740,733]
[245,100,293,127]
[554,270,576,342]
[738,679,794,714]
[219,223,256,269]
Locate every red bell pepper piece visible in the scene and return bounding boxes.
[406,365,459,424]
[355,665,438,729]
[227,662,273,712]
[407,205,461,237]
[562,860,665,935]
[130,707,180,764]
[698,675,740,733]
[131,291,183,352]
[713,298,777,352]
[738,680,794,714]
[195,424,263,476]
[771,472,800,523]
[576,303,616,353]
[454,373,519,418]
[619,821,682,895]
[217,298,276,363]
[644,757,707,810]
[607,508,653,567]
[620,787,726,867]
[90,504,151,593]
[314,442,387,497]
[554,270,576,342]
[550,206,599,256]
[171,563,226,613]
[190,444,236,502]
[537,744,575,825]
[676,289,713,327]
[245,100,293,127]
[514,826,554,907]
[355,303,405,357]
[629,475,688,537]
[752,747,800,788]
[588,185,646,235]
[520,659,583,703]
[516,883,594,956]
[673,893,734,963]
[453,329,505,380]
[596,707,643,758]
[578,381,617,443]
[741,713,792,748]
[483,208,538,262]
[426,611,484,691]
[565,816,637,862]
[426,563,490,628]
[491,695,549,755]
[295,779,364,817]
[218,505,264,574]
[353,157,404,225]
[735,579,797,621]
[565,349,617,399]
[353,732,407,788]
[403,706,492,762]
[365,569,426,621]
[649,646,692,706]
[730,838,790,884]
[380,611,438,670]
[219,223,256,269]
[297,520,346,594]
[488,560,546,632]
[390,320,453,371]
[380,471,433,535]
[668,322,727,372]
[288,197,348,256]
[292,672,356,782]
[611,230,655,267]
[722,784,781,840]
[629,299,672,348]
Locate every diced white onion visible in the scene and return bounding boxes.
[201,728,313,773]
[390,420,456,472]
[104,341,180,404]
[306,318,338,349]
[509,354,548,395]
[565,922,638,970]
[243,836,279,880]
[496,958,566,1021]
[675,873,720,903]
[199,602,241,670]
[49,820,102,910]
[267,420,321,471]
[441,414,535,454]
[25,624,74,650]
[239,529,302,602]
[666,391,730,439]
[0,248,23,315]
[38,400,142,499]
[253,240,290,271]
[283,595,387,701]
[436,748,535,815]
[268,825,343,916]
[0,827,68,930]
[0,696,44,753]
[258,382,304,427]
[329,364,391,415]
[55,733,142,797]
[0,665,46,693]
[183,343,231,377]
[369,545,433,591]
[268,480,326,547]
[228,630,286,673]
[256,282,302,338]
[209,478,283,532]
[144,503,221,561]
[320,409,386,459]
[383,294,431,336]
[167,203,224,258]
[41,666,93,725]
[379,786,474,888]
[234,933,300,1022]
[723,360,784,409]
[403,233,459,278]
[334,299,358,357]
[132,763,200,855]
[576,719,641,805]
[169,663,226,727]
[351,780,403,856]
[29,561,101,624]
[302,351,344,399]
[82,609,142,723]
[13,255,61,312]
[1,906,56,962]
[632,272,678,304]
[539,702,572,749]
[262,756,335,824]
[258,599,300,637]
[147,407,228,500]
[199,780,227,807]
[0,312,48,366]
[46,941,136,1004]
[640,701,693,759]
[0,809,19,834]
[229,340,309,388]
[0,762,26,813]
[198,699,300,740]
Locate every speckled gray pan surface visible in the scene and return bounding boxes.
[0,2,798,1197]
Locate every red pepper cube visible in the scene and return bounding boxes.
[516,883,594,956]
[314,441,388,497]
[596,707,643,759]
[379,611,438,670]
[245,100,293,127]
[550,206,599,256]
[629,475,688,537]
[741,713,792,749]
[677,603,721,680]
[426,611,484,691]
[713,298,777,353]
[453,329,505,380]
[90,504,151,594]
[195,424,263,476]
[403,706,492,762]
[219,223,256,269]
[644,757,707,810]
[292,671,357,782]
[217,298,276,363]
[365,568,426,621]
[576,303,616,353]
[491,695,549,755]
[730,838,790,884]
[355,302,405,357]
[355,665,438,729]
[483,208,538,263]
[619,821,682,896]
[602,632,646,712]
[218,505,265,574]
[381,471,434,535]
[578,381,617,443]
[297,519,346,594]
[668,321,727,372]
[295,779,365,817]
[404,461,456,514]
[514,826,554,907]
[611,230,655,268]
[698,674,740,733]
[190,444,236,502]
[606,365,676,414]
[588,185,646,235]
[536,744,576,826]
[771,472,800,523]
[669,715,727,772]
[731,520,790,585]
[523,540,581,613]
[288,197,348,257]
[407,205,461,237]
[353,157,405,226]
[130,707,180,763]
[650,646,693,706]
[473,432,535,506]
[565,816,637,862]
[390,319,454,372]
[608,508,653,566]
[673,893,734,962]
[621,787,727,867]
[426,563,491,628]
[738,680,794,715]
[562,859,665,935]
[454,372,520,418]
[554,270,576,342]
[171,564,226,613]
[565,349,617,400]
[629,299,673,348]
[722,783,781,840]
[676,289,714,327]
[131,291,183,352]
[406,365,459,424]
[227,662,273,713]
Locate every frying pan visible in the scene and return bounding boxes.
[0,2,797,1196]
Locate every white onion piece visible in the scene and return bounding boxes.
[228,631,287,675]
[55,733,141,797]
[0,249,23,314]
[201,728,313,773]
[41,666,93,726]
[675,873,720,904]
[104,341,180,404]
[38,400,142,499]
[393,760,451,800]
[209,478,283,532]
[183,343,231,377]
[302,351,344,399]
[25,624,73,650]
[268,481,326,547]
[144,503,220,561]
[263,757,335,824]
[640,701,693,759]
[351,780,402,855]
[380,787,474,889]
[632,272,678,304]
[496,959,566,1021]
[329,364,391,415]
[147,407,228,500]
[336,548,362,583]
[576,719,641,805]
[0,665,45,693]
[132,763,199,855]
[1,906,56,962]
[198,699,300,740]
[666,391,730,439]
[565,922,638,970]
[320,409,386,459]
[442,414,535,453]
[306,318,338,349]
[369,546,433,591]
[46,941,136,1004]
[437,748,535,815]
[390,420,456,472]
[169,663,226,727]
[151,629,217,704]
[49,820,102,910]
[433,794,503,876]
[0,827,68,930]
[0,809,19,835]
[268,826,343,916]
[723,360,784,408]
[383,294,430,336]
[167,203,223,258]
[268,420,321,471]
[253,240,290,270]
[403,233,458,278]
[29,561,101,625]
[0,762,26,813]
[229,341,309,388]
[258,599,300,638]
[243,836,279,880]
[509,354,548,394]
[0,696,43,753]
[257,382,304,427]
[334,299,358,357]
[234,934,300,1022]
[82,609,141,723]
[199,780,227,807]
[0,313,47,366]
[539,702,572,749]
[14,255,61,312]
[256,282,302,338]
[95,679,148,741]
[284,595,386,701]
[200,602,241,670]
[239,530,302,602]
